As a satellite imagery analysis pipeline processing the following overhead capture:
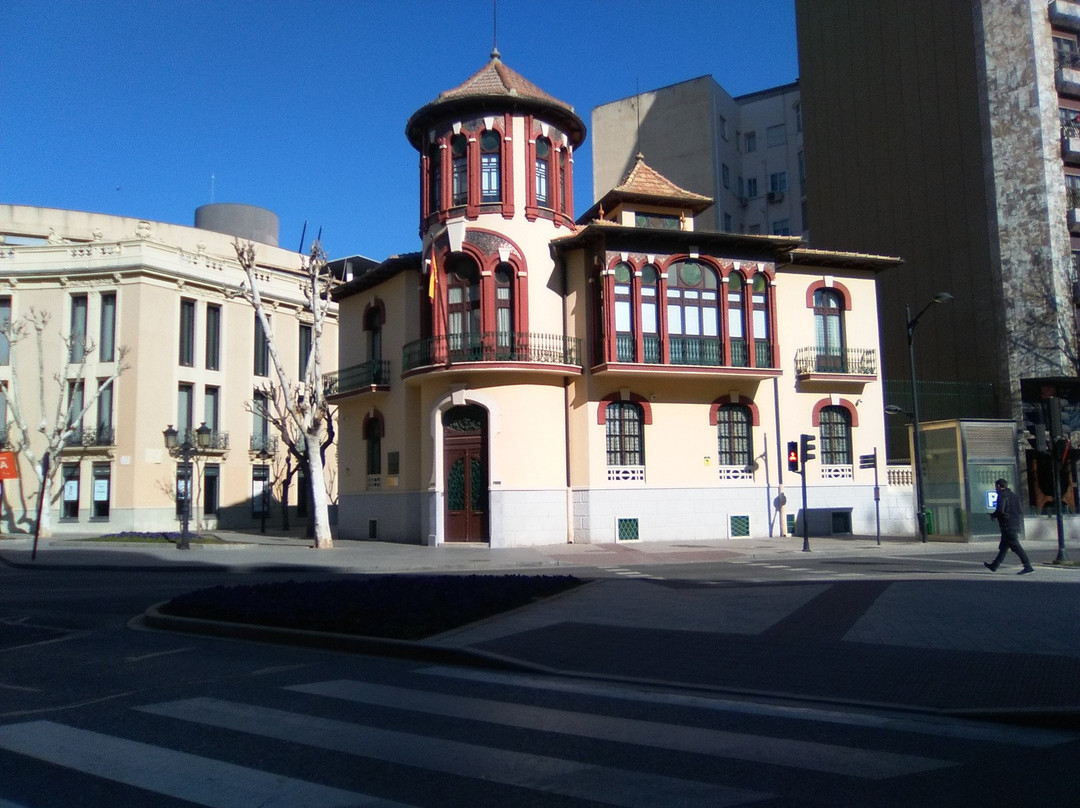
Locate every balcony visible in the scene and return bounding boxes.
[1050,0,1080,30]
[795,346,877,380]
[61,426,116,452]
[402,332,582,375]
[610,335,776,376]
[1055,52,1080,96]
[324,359,391,398]
[1063,125,1080,163]
[249,433,278,456]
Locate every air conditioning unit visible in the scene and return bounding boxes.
[767,191,784,203]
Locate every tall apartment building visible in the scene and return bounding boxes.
[0,204,337,535]
[797,0,1079,476]
[591,77,806,240]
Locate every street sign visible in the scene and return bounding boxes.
[859,452,876,469]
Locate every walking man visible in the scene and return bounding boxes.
[985,478,1034,574]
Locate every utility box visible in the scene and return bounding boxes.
[907,419,1018,541]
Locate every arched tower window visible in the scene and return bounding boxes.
[480,129,501,203]
[446,255,481,358]
[535,136,551,207]
[667,260,721,365]
[428,142,442,213]
[558,148,568,213]
[494,262,514,355]
[451,133,468,207]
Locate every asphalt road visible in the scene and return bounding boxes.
[0,557,1078,806]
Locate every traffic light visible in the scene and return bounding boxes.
[800,433,816,464]
[787,441,799,472]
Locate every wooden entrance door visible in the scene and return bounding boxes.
[443,405,488,542]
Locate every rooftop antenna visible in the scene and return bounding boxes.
[493,0,498,53]
[210,172,215,203]
[298,220,308,254]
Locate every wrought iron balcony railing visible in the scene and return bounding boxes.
[250,433,279,455]
[324,359,391,396]
[795,346,877,376]
[613,335,775,369]
[402,332,582,372]
[62,426,116,448]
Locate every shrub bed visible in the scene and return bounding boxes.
[160,574,582,640]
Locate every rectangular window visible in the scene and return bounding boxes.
[254,314,269,376]
[176,462,192,518]
[177,383,193,435]
[744,131,756,153]
[718,115,728,140]
[96,379,113,444]
[0,296,10,366]
[452,153,467,206]
[69,294,88,362]
[298,322,312,380]
[746,177,758,198]
[205,304,221,370]
[67,380,84,444]
[252,390,269,451]
[772,219,791,236]
[204,463,219,516]
[178,298,195,367]
[766,124,786,147]
[62,463,80,519]
[721,163,730,189]
[723,212,732,232]
[535,157,549,206]
[99,292,116,362]
[92,463,111,519]
[204,386,220,432]
[769,172,789,193]
[0,386,8,448]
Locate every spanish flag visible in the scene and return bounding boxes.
[428,247,438,300]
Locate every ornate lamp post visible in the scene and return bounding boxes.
[163,422,213,549]
[905,292,953,542]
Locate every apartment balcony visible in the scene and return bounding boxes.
[324,359,391,399]
[1050,0,1080,31]
[1055,52,1080,96]
[1062,126,1080,163]
[249,433,278,456]
[402,332,582,378]
[795,346,877,382]
[602,335,778,380]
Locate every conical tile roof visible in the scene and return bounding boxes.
[406,50,586,149]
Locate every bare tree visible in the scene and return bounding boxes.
[234,240,336,548]
[2,308,128,536]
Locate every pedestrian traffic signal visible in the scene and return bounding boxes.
[800,433,817,463]
[787,441,799,472]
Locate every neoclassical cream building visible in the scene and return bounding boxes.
[0,204,337,535]
[330,53,909,546]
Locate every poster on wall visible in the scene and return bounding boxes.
[63,480,78,502]
[93,479,109,502]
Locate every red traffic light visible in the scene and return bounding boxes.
[787,441,799,472]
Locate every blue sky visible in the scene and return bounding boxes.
[2,1,798,261]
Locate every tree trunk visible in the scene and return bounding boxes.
[305,435,332,547]
[36,476,54,538]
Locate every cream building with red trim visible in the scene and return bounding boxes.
[330,52,911,546]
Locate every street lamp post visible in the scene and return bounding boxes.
[163,422,213,550]
[905,292,953,543]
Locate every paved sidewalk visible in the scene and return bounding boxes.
[4,532,1079,723]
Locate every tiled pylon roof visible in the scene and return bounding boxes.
[406,49,586,150]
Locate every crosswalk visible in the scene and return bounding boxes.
[0,666,1074,807]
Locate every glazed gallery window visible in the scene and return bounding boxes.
[606,401,643,467]
[179,298,195,367]
[819,406,852,465]
[668,260,721,366]
[717,404,752,468]
[535,136,551,207]
[480,129,501,203]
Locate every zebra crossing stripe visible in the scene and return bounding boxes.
[138,697,771,808]
[0,720,407,808]
[420,667,1076,748]
[287,680,951,779]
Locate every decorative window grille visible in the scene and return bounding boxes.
[617,518,639,541]
[607,466,645,482]
[729,515,751,537]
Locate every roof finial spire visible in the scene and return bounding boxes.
[492,0,499,59]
